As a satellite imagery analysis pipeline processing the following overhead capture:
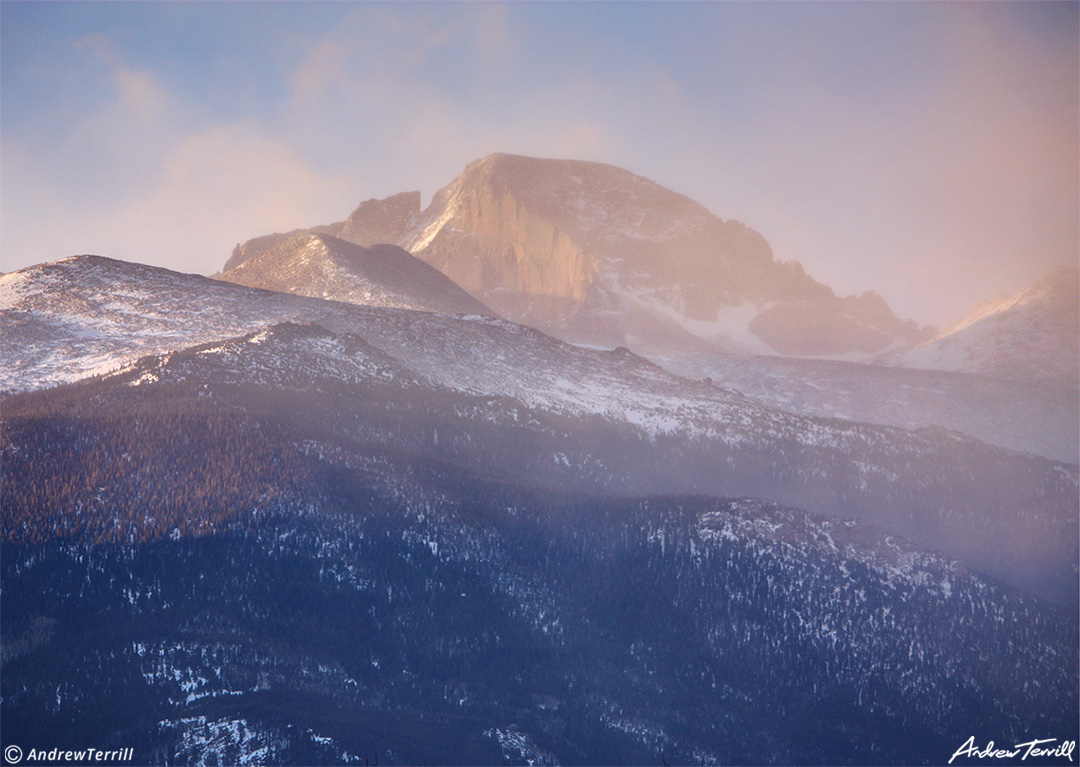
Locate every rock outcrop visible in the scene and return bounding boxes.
[335,191,422,248]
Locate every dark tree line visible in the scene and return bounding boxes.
[2,383,313,543]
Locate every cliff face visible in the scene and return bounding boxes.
[406,168,599,325]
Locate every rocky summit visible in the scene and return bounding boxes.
[228,153,933,360]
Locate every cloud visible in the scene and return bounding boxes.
[274,4,666,205]
[291,37,348,105]
[3,38,359,275]
[4,122,357,275]
[4,5,681,276]
[3,35,188,217]
[76,33,169,120]
[6,124,358,275]
[469,3,515,70]
[635,3,1079,325]
[102,124,356,274]
[847,6,1079,322]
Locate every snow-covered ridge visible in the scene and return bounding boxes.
[4,253,1077,603]
[7,254,1078,474]
[1,255,319,392]
[217,232,494,317]
[666,350,1078,464]
[698,499,961,596]
[2,253,762,441]
[883,265,1078,387]
[106,322,428,393]
[6,256,1077,477]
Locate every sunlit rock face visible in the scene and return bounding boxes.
[211,156,1075,463]
[335,190,422,248]
[412,171,599,317]
[399,153,931,358]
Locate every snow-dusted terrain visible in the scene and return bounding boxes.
[0,254,920,444]
[6,487,1073,764]
[663,350,1077,463]
[217,232,493,317]
[3,253,1077,599]
[7,253,1072,466]
[3,249,1077,765]
[884,265,1079,388]
[0,255,1039,457]
[0,256,312,392]
[0,255,777,437]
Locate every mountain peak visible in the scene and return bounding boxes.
[884,264,1079,387]
[336,190,422,247]
[400,153,927,358]
[2,254,214,307]
[225,153,930,360]
[445,152,715,226]
[217,231,494,317]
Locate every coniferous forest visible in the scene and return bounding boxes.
[3,340,1077,765]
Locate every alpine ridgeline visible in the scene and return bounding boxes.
[3,254,1076,602]
[4,252,1077,764]
[218,231,494,317]
[883,264,1080,389]
[226,153,932,360]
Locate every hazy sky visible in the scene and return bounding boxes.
[2,1,1076,326]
